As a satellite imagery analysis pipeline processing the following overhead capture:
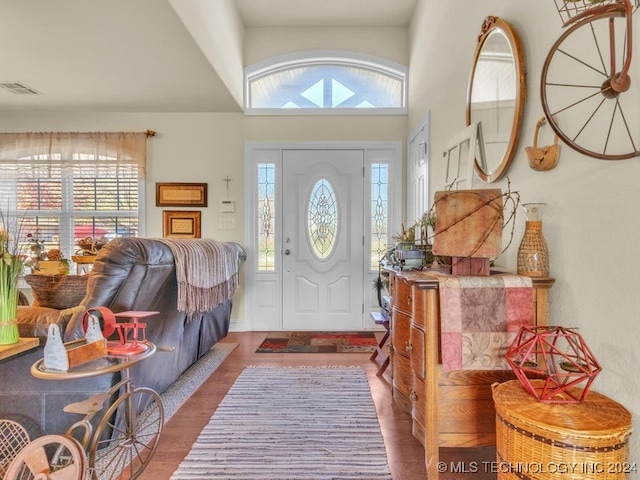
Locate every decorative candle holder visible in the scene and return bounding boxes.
[506,325,602,403]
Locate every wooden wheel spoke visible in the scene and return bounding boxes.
[544,82,604,89]
[589,19,609,75]
[548,88,605,117]
[49,463,83,480]
[23,446,51,475]
[612,98,639,152]
[571,96,606,143]
[558,46,608,77]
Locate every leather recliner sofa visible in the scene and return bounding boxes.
[0,237,245,436]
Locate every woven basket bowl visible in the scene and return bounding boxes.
[493,380,632,480]
[24,274,88,310]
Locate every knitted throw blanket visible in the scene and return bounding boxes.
[159,239,243,316]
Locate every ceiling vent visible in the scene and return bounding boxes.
[0,82,41,95]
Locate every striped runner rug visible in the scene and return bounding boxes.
[170,366,393,479]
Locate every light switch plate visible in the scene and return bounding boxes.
[220,200,235,213]
[219,217,235,230]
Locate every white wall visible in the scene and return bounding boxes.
[169,0,245,108]
[243,26,409,65]
[410,0,640,469]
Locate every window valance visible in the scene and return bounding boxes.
[0,132,149,173]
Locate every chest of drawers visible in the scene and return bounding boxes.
[387,268,554,479]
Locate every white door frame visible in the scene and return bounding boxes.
[407,112,430,224]
[243,141,402,332]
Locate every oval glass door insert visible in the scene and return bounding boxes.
[307,178,338,260]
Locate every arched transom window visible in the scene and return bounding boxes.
[245,51,407,114]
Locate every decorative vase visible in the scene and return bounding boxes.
[0,318,19,345]
[517,203,549,277]
[0,288,21,345]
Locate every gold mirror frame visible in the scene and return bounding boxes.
[466,16,526,183]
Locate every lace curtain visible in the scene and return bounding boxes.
[0,131,148,173]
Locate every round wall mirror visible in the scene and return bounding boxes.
[466,16,526,183]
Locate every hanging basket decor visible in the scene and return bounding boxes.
[505,326,602,403]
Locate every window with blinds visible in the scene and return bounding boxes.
[0,152,143,262]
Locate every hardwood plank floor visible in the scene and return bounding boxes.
[139,331,496,480]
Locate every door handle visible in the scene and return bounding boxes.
[284,249,291,255]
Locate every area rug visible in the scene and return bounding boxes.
[255,331,378,353]
[170,366,392,479]
[160,342,238,422]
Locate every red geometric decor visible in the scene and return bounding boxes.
[505,326,602,403]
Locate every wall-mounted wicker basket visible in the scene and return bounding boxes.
[554,0,639,24]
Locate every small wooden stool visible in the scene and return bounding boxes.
[493,380,632,480]
[370,310,390,376]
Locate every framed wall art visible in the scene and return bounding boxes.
[162,210,201,238]
[156,182,208,207]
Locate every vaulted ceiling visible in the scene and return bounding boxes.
[0,0,417,113]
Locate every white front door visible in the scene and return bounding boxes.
[282,149,364,330]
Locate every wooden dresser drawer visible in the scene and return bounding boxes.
[410,323,425,379]
[393,355,413,400]
[393,276,412,313]
[391,309,411,358]
[412,375,426,445]
[412,283,438,330]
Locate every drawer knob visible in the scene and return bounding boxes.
[405,343,412,353]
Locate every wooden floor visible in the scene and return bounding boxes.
[139,331,496,480]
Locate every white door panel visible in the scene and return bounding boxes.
[282,149,364,330]
[407,113,430,223]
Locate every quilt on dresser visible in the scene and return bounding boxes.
[437,274,533,371]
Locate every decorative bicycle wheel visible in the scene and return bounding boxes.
[0,419,32,478]
[89,387,163,480]
[541,7,640,159]
[4,435,86,480]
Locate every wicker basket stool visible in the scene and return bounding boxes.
[493,380,632,480]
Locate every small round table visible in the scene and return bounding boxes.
[31,341,155,380]
[493,380,632,480]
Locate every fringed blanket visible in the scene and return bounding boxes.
[437,274,533,371]
[159,239,244,316]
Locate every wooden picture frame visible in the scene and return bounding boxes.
[162,210,201,238]
[156,182,208,207]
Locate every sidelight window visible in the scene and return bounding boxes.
[257,163,276,270]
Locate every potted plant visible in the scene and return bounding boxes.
[0,216,27,345]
